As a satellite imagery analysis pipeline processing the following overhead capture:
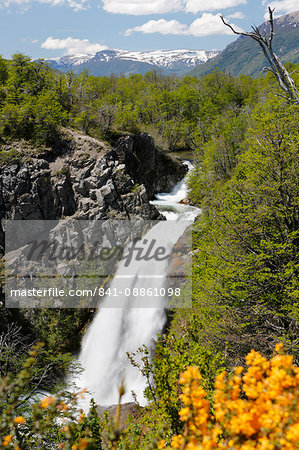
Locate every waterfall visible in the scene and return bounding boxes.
[74,162,198,407]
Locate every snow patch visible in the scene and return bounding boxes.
[48,48,220,71]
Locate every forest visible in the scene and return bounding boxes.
[0,50,298,449]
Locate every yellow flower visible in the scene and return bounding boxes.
[3,435,12,447]
[179,366,202,385]
[78,438,89,449]
[234,366,244,375]
[286,423,299,443]
[74,387,87,400]
[41,396,56,409]
[275,342,283,353]
[171,434,184,449]
[179,406,190,421]
[14,416,26,424]
[58,401,69,412]
[167,346,299,449]
[78,412,85,424]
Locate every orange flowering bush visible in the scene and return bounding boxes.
[161,344,299,449]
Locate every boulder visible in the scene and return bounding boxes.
[179,197,190,205]
[97,402,142,430]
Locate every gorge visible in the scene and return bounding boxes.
[1,129,195,403]
[73,161,199,408]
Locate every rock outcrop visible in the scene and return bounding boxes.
[115,133,188,199]
[97,402,142,430]
[167,225,193,291]
[0,129,187,253]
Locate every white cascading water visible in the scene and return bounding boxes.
[74,161,198,408]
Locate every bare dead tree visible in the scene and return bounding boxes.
[220,7,299,103]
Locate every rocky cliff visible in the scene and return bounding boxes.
[115,133,187,199]
[0,129,187,253]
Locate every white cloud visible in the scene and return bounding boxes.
[41,37,108,55]
[101,0,182,15]
[125,13,244,36]
[227,11,245,19]
[0,0,249,14]
[22,37,39,43]
[101,0,247,15]
[0,0,88,12]
[188,13,244,35]
[263,0,299,18]
[125,19,188,36]
[184,0,246,13]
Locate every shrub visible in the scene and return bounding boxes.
[161,344,299,449]
[0,343,102,449]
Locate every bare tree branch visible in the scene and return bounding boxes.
[220,8,299,103]
[262,67,275,75]
[268,7,275,51]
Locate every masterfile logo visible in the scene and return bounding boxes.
[5,219,192,308]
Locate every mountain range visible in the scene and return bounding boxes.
[46,49,220,77]
[46,10,299,78]
[190,10,299,78]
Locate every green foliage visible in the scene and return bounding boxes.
[0,54,263,151]
[0,304,94,393]
[0,148,20,165]
[0,53,297,153]
[131,183,142,194]
[0,52,298,449]
[0,55,67,145]
[188,97,299,366]
[0,56,8,108]
[0,56,8,85]
[124,333,224,448]
[0,91,66,144]
[31,308,93,355]
[0,343,102,449]
[74,399,103,449]
[30,91,67,144]
[119,75,298,449]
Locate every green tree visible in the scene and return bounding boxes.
[0,55,8,85]
[189,97,299,364]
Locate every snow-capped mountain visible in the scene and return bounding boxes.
[114,49,219,68]
[46,49,220,77]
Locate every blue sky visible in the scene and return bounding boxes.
[0,0,297,59]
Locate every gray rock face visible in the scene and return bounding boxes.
[0,162,56,221]
[0,130,187,253]
[115,132,188,199]
[97,402,142,431]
